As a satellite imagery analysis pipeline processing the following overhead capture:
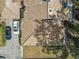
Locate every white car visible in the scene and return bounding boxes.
[13,19,19,34]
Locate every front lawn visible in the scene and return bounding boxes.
[0,23,6,46]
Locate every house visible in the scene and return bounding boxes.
[0,0,5,13]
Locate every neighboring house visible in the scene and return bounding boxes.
[1,0,20,19]
[0,0,5,46]
[0,0,5,14]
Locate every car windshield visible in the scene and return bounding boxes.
[6,27,11,35]
[13,21,18,27]
[6,30,10,35]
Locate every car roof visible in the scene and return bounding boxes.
[13,20,18,27]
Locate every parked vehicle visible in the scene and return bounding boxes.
[13,19,19,34]
[5,26,11,39]
[0,56,5,59]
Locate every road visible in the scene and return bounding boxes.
[0,19,22,59]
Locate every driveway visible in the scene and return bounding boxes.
[0,20,22,59]
[5,0,12,7]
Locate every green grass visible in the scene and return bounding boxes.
[0,23,6,46]
[2,23,6,46]
[0,27,2,32]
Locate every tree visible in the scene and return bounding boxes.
[74,0,79,9]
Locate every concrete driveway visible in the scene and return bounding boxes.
[5,0,12,7]
[0,19,22,59]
